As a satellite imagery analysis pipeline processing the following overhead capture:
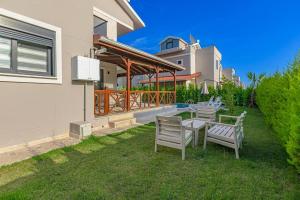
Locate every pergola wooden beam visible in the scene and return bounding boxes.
[93,35,184,112]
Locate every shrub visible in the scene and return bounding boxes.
[174,82,251,108]
[256,56,300,173]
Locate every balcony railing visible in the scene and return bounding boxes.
[94,90,176,116]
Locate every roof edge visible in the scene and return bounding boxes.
[116,0,146,29]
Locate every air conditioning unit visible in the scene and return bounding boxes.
[71,56,100,81]
[70,121,92,139]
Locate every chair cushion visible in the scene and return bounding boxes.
[208,125,235,143]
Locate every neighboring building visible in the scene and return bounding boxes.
[234,76,242,87]
[138,36,223,88]
[223,68,236,81]
[0,1,183,152]
[223,67,243,87]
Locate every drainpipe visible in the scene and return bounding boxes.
[84,48,97,122]
[84,81,87,122]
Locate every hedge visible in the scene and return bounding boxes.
[175,82,251,109]
[256,56,300,173]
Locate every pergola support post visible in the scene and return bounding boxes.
[172,70,177,103]
[122,58,132,112]
[147,73,152,106]
[156,67,160,107]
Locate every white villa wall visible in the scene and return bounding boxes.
[214,47,222,87]
[102,62,118,89]
[0,0,142,150]
[195,46,222,88]
[223,68,235,81]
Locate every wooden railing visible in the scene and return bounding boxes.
[94,90,176,116]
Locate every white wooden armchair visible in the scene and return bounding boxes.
[189,106,216,120]
[190,106,216,146]
[195,106,216,121]
[203,111,247,159]
[155,115,193,160]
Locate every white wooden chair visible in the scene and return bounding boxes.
[189,105,216,120]
[192,107,216,145]
[209,96,223,111]
[195,106,216,121]
[203,111,247,159]
[197,96,214,106]
[155,115,193,160]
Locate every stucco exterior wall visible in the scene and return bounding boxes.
[178,40,187,49]
[223,68,235,81]
[0,0,134,149]
[156,44,223,88]
[213,47,222,87]
[196,47,214,86]
[195,46,222,88]
[158,49,191,76]
[102,63,118,89]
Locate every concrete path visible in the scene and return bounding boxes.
[0,109,183,167]
[0,137,80,167]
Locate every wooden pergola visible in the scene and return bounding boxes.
[93,35,185,116]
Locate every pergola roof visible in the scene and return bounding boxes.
[139,72,201,84]
[93,35,186,76]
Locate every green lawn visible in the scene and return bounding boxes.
[0,108,299,199]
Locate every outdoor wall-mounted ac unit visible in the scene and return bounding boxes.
[71,56,100,81]
[70,121,92,139]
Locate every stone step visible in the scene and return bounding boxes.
[109,118,136,129]
[108,112,134,122]
[92,116,109,132]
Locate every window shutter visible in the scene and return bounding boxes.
[0,37,11,69]
[0,26,53,47]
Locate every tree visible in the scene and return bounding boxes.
[247,72,265,107]
[222,80,236,113]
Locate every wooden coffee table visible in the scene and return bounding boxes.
[182,119,206,147]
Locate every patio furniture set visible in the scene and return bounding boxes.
[155,103,247,160]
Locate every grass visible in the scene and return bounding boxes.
[0,107,299,199]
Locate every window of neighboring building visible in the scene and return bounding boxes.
[0,14,56,77]
[166,40,174,49]
[161,38,180,51]
[177,59,183,65]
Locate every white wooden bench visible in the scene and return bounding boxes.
[203,111,247,159]
[155,115,193,160]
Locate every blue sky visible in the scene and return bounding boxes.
[119,0,300,84]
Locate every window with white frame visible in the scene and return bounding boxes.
[0,14,56,77]
[216,60,219,70]
[93,16,108,37]
[0,8,62,84]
